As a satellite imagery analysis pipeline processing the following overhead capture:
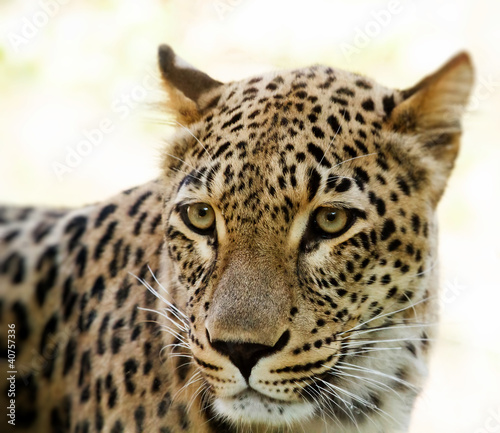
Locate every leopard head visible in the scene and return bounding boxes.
[157,45,473,431]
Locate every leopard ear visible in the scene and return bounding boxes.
[158,45,223,125]
[389,52,474,170]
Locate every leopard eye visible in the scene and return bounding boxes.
[313,207,353,237]
[182,203,216,234]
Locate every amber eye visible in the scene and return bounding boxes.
[313,207,353,237]
[182,203,216,234]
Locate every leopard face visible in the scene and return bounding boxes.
[157,46,473,430]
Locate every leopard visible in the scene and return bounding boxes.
[0,45,473,433]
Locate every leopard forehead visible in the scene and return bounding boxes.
[165,65,406,225]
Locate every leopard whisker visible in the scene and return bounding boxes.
[146,266,190,320]
[316,121,342,170]
[138,307,189,334]
[163,151,208,180]
[165,119,214,160]
[186,380,209,414]
[167,166,205,183]
[314,378,362,429]
[343,322,436,338]
[337,361,419,393]
[342,336,434,346]
[338,295,434,337]
[330,152,378,170]
[301,378,348,430]
[327,366,402,399]
[320,376,400,428]
[172,370,203,401]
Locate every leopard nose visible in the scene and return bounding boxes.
[209,330,290,382]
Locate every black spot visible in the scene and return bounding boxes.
[325,175,338,192]
[355,113,365,124]
[355,79,372,89]
[335,178,352,193]
[343,145,357,158]
[214,141,231,158]
[152,377,161,393]
[386,287,398,299]
[307,143,331,168]
[381,219,396,241]
[326,115,342,134]
[115,279,131,308]
[382,95,396,117]
[296,152,306,162]
[406,342,417,357]
[32,222,53,243]
[149,213,162,234]
[63,282,78,322]
[361,98,375,111]
[64,338,77,375]
[354,167,370,185]
[75,246,87,277]
[307,168,322,202]
[157,393,172,418]
[1,252,25,284]
[95,407,104,432]
[35,246,58,307]
[380,274,391,285]
[40,313,58,353]
[339,108,351,121]
[411,214,421,234]
[97,314,111,355]
[397,176,410,195]
[3,229,20,242]
[111,420,124,433]
[134,406,145,433]
[336,87,355,97]
[177,404,190,431]
[312,126,325,139]
[80,385,90,403]
[94,221,118,260]
[133,212,148,236]
[65,216,87,253]
[124,358,138,394]
[222,112,242,129]
[111,335,123,354]
[78,350,92,386]
[388,239,402,251]
[376,198,386,216]
[91,275,106,301]
[129,191,152,217]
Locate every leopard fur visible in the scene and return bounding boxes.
[0,46,473,433]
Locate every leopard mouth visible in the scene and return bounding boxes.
[213,389,316,425]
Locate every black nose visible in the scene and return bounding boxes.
[209,330,290,382]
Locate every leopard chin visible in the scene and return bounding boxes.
[213,389,316,426]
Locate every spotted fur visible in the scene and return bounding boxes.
[0,46,473,433]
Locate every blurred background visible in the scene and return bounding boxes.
[1,0,499,431]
